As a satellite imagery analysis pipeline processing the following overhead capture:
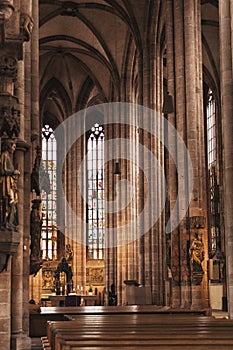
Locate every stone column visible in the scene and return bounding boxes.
[23,0,37,335]
[0,0,33,347]
[142,51,153,295]
[104,119,118,305]
[128,119,138,288]
[219,0,233,318]
[11,47,32,350]
[70,116,86,296]
[69,117,86,296]
[166,0,182,308]
[31,0,39,140]
[0,2,21,350]
[136,52,146,290]
[0,261,11,350]
[11,147,24,346]
[115,120,124,305]
[165,0,209,310]
[11,1,33,348]
[183,0,208,310]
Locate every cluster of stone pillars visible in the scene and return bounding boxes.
[0,1,38,349]
[164,0,209,310]
[105,0,210,309]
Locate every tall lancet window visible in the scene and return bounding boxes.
[207,89,219,253]
[87,123,104,260]
[41,124,57,260]
[207,89,216,167]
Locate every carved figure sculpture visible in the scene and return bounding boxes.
[189,232,205,274]
[0,139,20,230]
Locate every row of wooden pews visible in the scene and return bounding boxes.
[41,308,233,349]
[31,305,206,338]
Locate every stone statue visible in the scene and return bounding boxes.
[31,146,51,196]
[0,106,20,138]
[65,244,73,264]
[31,147,41,196]
[30,199,42,261]
[189,232,205,275]
[30,199,43,276]
[0,139,20,230]
[20,13,34,41]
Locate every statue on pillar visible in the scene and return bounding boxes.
[20,13,34,42]
[31,146,50,196]
[0,139,20,231]
[30,199,43,276]
[65,243,73,265]
[189,232,205,284]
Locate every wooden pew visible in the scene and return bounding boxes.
[45,313,233,350]
[40,305,208,315]
[49,332,233,350]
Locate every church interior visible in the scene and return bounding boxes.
[0,0,233,349]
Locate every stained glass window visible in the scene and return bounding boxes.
[206,90,219,254]
[41,125,57,260]
[87,123,104,259]
[207,90,216,167]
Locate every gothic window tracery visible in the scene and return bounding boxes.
[206,89,220,254]
[41,124,57,260]
[87,123,104,260]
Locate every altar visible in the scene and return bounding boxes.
[49,294,97,307]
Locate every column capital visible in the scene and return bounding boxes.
[0,1,14,21]
[15,138,31,152]
[0,55,17,80]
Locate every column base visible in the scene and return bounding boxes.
[171,285,181,308]
[191,284,204,310]
[11,334,31,350]
[180,283,191,308]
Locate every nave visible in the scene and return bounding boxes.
[1,1,233,349]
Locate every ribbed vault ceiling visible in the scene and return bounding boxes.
[39,0,146,115]
[39,0,219,122]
